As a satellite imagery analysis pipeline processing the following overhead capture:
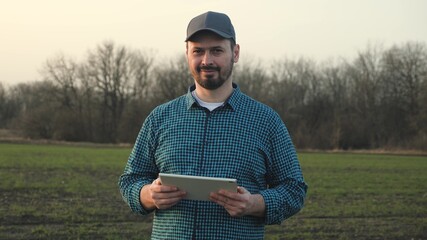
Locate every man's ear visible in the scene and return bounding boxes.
[233,44,240,63]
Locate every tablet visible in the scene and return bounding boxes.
[159,173,237,201]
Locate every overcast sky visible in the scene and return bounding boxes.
[1,0,427,85]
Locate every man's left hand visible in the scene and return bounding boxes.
[209,186,265,217]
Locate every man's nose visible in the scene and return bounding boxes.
[202,52,213,65]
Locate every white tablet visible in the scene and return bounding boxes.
[159,173,237,201]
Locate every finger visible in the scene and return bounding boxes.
[217,189,243,202]
[209,192,225,205]
[221,201,245,217]
[237,186,248,194]
[210,191,228,201]
[153,190,186,200]
[213,194,236,207]
[217,189,236,197]
[155,197,182,209]
[151,180,179,193]
[154,192,186,209]
[155,194,184,204]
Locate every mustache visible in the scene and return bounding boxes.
[198,66,220,71]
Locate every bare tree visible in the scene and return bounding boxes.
[83,41,153,142]
[269,57,329,148]
[151,55,193,103]
[8,81,58,139]
[380,42,427,146]
[42,54,80,108]
[233,58,271,104]
[40,54,89,140]
[344,44,384,148]
[3,40,426,149]
[0,83,6,127]
[320,59,350,149]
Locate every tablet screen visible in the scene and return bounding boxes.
[159,173,237,201]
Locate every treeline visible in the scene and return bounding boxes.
[0,41,426,150]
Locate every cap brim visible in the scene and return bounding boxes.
[185,28,233,42]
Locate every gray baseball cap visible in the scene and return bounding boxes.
[186,11,236,42]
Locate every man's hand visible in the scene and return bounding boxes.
[209,186,265,217]
[140,178,186,210]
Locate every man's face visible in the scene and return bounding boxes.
[186,32,239,90]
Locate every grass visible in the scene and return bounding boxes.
[276,152,427,240]
[0,143,149,240]
[0,143,426,239]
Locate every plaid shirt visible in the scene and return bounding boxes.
[119,84,307,239]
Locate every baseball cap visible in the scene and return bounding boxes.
[186,11,236,42]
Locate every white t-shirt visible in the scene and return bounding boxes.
[191,91,224,111]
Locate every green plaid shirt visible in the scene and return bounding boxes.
[119,84,307,239]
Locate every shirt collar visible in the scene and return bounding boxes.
[185,83,243,111]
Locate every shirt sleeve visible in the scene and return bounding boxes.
[118,113,159,215]
[259,119,308,225]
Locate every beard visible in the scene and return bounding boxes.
[192,60,234,90]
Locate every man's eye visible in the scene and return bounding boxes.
[193,49,203,54]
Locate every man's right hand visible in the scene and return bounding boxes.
[140,178,186,210]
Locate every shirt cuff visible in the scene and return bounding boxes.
[131,182,155,215]
[259,189,281,225]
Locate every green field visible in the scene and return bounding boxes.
[0,143,426,239]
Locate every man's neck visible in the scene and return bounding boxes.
[194,80,234,103]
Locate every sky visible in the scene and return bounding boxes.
[1,0,427,86]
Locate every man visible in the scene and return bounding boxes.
[119,11,307,239]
